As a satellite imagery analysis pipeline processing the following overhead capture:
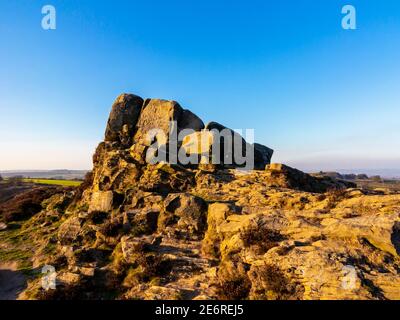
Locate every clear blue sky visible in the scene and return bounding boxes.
[1,0,400,172]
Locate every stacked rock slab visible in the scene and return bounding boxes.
[89,93,275,208]
[181,122,274,169]
[104,94,273,169]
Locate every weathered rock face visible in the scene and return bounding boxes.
[133,99,182,148]
[139,163,195,194]
[58,217,83,245]
[90,93,276,201]
[12,93,400,301]
[202,203,241,257]
[205,122,251,168]
[181,130,220,166]
[158,193,208,240]
[89,191,114,213]
[105,94,143,146]
[196,171,400,300]
[136,99,204,137]
[131,99,205,164]
[90,142,142,194]
[181,123,274,170]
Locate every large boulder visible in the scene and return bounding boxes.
[103,94,273,171]
[133,99,182,146]
[181,122,274,170]
[131,99,204,164]
[181,122,251,169]
[181,130,219,166]
[253,143,274,170]
[104,94,144,146]
[180,109,205,132]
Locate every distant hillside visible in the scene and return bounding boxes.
[307,169,400,179]
[0,170,88,180]
[337,169,400,179]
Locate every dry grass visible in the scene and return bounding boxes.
[325,188,348,210]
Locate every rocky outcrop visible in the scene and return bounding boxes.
[8,93,400,301]
[197,173,400,300]
[265,163,356,193]
[102,93,272,170]
[89,93,276,205]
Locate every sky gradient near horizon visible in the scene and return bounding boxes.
[1,0,400,172]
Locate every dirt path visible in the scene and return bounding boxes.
[0,262,27,300]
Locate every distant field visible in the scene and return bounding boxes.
[0,170,88,180]
[355,179,400,192]
[21,178,82,187]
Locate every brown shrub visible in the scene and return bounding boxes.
[248,264,304,300]
[240,224,286,255]
[135,243,171,278]
[122,243,172,286]
[216,273,251,300]
[0,187,63,222]
[36,269,120,300]
[36,285,84,300]
[135,254,167,279]
[215,259,252,300]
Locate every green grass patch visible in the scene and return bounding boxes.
[0,226,33,271]
[22,178,82,187]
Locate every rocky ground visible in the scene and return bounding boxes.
[0,94,399,300]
